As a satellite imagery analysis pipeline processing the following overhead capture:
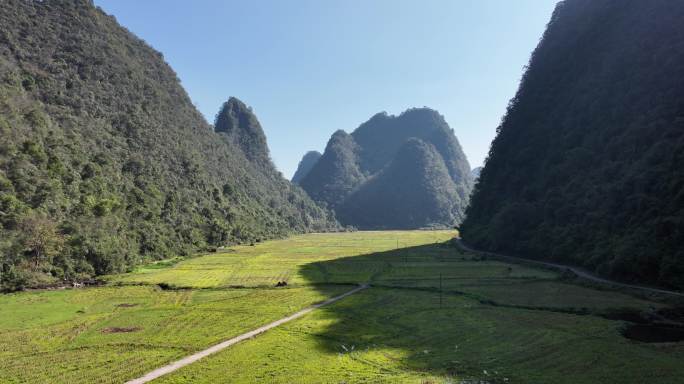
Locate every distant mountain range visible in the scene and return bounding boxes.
[291,151,322,184]
[470,167,482,181]
[462,0,684,289]
[297,108,473,229]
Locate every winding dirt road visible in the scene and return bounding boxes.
[455,239,684,297]
[125,284,369,384]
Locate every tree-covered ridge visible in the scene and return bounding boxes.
[299,130,365,210]
[462,0,684,289]
[352,109,471,195]
[291,151,322,184]
[339,138,463,229]
[300,108,472,229]
[0,0,337,290]
[470,167,482,181]
[214,97,270,165]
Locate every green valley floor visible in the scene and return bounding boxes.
[1,231,683,383]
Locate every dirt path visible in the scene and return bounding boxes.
[455,239,684,297]
[125,284,369,384]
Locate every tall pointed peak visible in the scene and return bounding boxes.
[292,151,322,184]
[214,97,270,163]
[214,97,253,134]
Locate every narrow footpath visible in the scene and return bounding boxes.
[125,284,369,384]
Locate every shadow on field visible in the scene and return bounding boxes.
[297,241,684,382]
[298,241,485,380]
[299,241,463,287]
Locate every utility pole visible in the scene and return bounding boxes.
[439,273,443,309]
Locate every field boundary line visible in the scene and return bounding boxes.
[124,284,369,384]
[455,239,684,297]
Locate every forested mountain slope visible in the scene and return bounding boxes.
[214,97,270,165]
[470,167,482,181]
[299,130,366,210]
[0,0,337,290]
[300,108,472,229]
[462,0,684,289]
[291,151,322,184]
[339,138,463,229]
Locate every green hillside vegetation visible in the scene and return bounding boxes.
[462,0,684,290]
[214,97,270,165]
[3,231,682,383]
[470,166,482,181]
[299,130,366,210]
[340,139,463,229]
[300,108,472,229]
[0,0,337,291]
[291,150,321,184]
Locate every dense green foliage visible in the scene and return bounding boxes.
[300,108,473,229]
[340,139,464,229]
[0,0,337,290]
[462,0,684,289]
[214,97,270,165]
[299,130,366,210]
[290,150,321,184]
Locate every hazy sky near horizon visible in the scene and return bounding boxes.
[95,0,558,177]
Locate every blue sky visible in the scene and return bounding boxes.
[95,0,558,177]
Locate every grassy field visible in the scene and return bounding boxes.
[0,285,349,383]
[1,230,683,383]
[109,231,452,288]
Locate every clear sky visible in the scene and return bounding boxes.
[94,0,558,178]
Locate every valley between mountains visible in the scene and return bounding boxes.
[2,0,684,383]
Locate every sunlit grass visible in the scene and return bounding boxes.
[2,230,682,383]
[0,285,348,383]
[157,286,684,384]
[109,230,454,288]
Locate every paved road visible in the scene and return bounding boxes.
[455,239,684,298]
[125,284,369,384]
